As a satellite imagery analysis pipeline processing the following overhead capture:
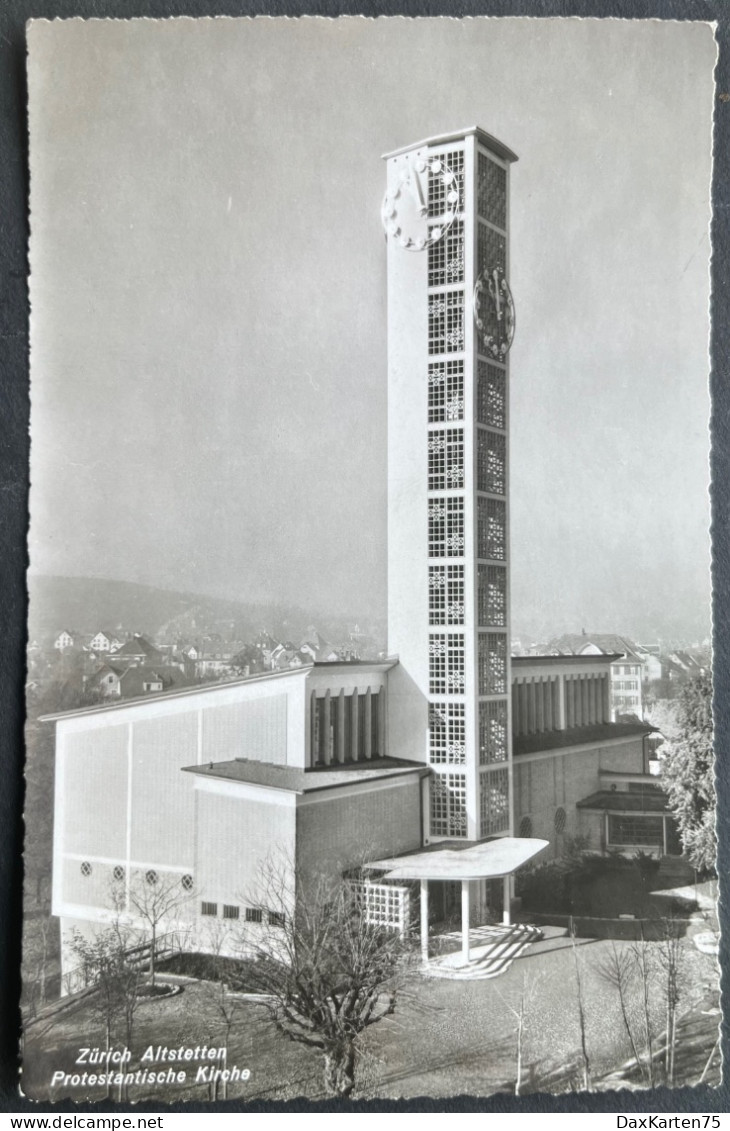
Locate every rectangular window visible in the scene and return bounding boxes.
[477,497,506,560]
[429,496,464,558]
[608,815,664,847]
[430,772,468,837]
[477,152,507,230]
[480,767,510,835]
[428,702,466,764]
[245,907,263,923]
[201,902,217,917]
[428,428,464,491]
[479,633,507,695]
[477,429,506,495]
[428,291,464,356]
[428,359,464,424]
[429,633,465,695]
[429,564,465,626]
[478,564,507,627]
[477,360,506,430]
[222,904,240,920]
[428,219,464,288]
[428,149,465,218]
[479,700,508,764]
[477,222,507,279]
[267,910,286,929]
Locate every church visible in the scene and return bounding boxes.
[44,127,666,983]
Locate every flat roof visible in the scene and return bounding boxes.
[512,654,623,667]
[577,789,669,814]
[382,127,518,164]
[367,837,548,881]
[182,756,428,795]
[39,657,398,722]
[514,722,651,757]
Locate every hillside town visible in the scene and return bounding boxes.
[28,613,710,724]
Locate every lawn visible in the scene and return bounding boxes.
[21,935,720,1104]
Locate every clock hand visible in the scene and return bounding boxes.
[409,168,428,217]
[492,268,503,322]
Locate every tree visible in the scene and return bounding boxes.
[660,674,716,872]
[125,871,195,987]
[68,923,143,1098]
[235,860,412,1098]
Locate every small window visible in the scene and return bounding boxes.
[181,873,194,891]
[223,904,240,920]
[145,869,158,886]
[80,861,92,877]
[201,901,218,917]
[268,910,286,929]
[113,865,125,882]
[519,816,533,839]
[245,907,263,923]
[554,807,567,834]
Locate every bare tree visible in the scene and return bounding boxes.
[125,871,195,987]
[68,922,142,1099]
[235,858,413,1098]
[569,924,591,1091]
[498,970,543,1096]
[628,931,657,1087]
[656,923,685,1088]
[200,919,244,1101]
[597,940,650,1086]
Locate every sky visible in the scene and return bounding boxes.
[27,17,716,642]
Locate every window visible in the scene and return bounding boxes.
[478,564,507,627]
[430,773,468,838]
[223,904,240,920]
[245,907,263,923]
[479,700,508,764]
[80,861,92,877]
[428,220,465,288]
[554,807,567,834]
[428,148,464,218]
[480,768,510,836]
[477,152,507,230]
[428,702,466,764]
[268,910,286,929]
[201,902,217,917]
[428,496,464,558]
[429,564,465,626]
[428,291,464,355]
[608,815,664,847]
[478,633,507,695]
[477,222,506,280]
[477,361,506,430]
[145,869,158,886]
[113,865,125,882]
[429,633,465,695]
[477,496,506,560]
[181,873,194,891]
[428,360,464,423]
[519,815,533,838]
[477,429,506,495]
[428,428,464,491]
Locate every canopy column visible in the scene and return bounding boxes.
[420,879,429,964]
[461,880,470,963]
[503,875,511,925]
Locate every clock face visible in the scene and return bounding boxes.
[473,266,515,360]
[381,154,461,251]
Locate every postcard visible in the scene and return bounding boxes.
[23,15,719,1103]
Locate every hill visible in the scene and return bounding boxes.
[27,574,384,651]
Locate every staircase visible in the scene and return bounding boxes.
[424,923,543,980]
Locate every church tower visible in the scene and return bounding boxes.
[383,127,518,846]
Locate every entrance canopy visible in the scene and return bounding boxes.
[366,837,548,882]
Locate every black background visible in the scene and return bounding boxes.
[2,0,728,1114]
